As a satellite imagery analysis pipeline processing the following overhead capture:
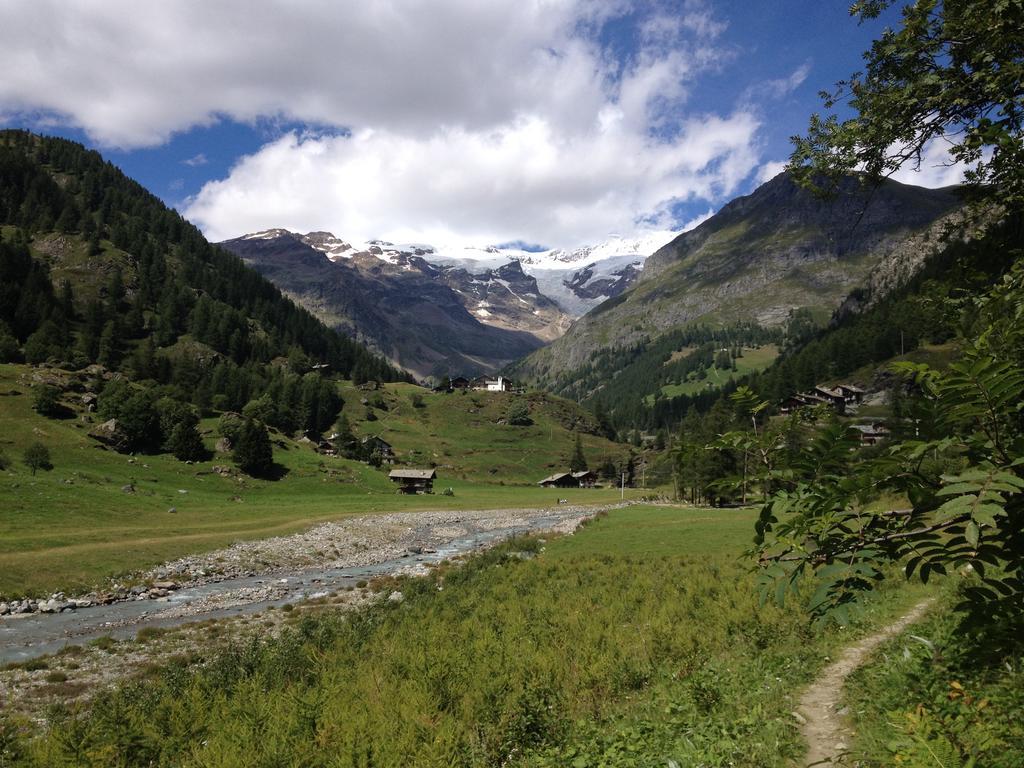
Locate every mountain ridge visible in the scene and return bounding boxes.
[511,172,964,395]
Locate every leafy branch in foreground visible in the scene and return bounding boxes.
[789,0,1024,210]
[752,258,1024,626]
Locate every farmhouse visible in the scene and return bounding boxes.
[389,468,436,494]
[538,470,599,488]
[538,472,578,488]
[467,375,512,392]
[572,470,599,487]
[361,435,394,463]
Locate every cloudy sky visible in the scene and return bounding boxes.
[0,0,966,250]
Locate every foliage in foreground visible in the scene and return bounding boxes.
[750,252,1024,626]
[1,515,903,768]
[846,590,1024,767]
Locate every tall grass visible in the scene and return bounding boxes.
[5,507,915,767]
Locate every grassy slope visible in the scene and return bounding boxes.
[337,382,631,483]
[8,505,931,767]
[649,344,779,402]
[0,365,631,598]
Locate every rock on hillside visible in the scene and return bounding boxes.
[512,172,963,387]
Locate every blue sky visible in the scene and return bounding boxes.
[1,1,954,251]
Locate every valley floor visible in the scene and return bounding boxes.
[0,504,942,767]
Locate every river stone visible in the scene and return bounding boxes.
[0,602,8,615]
[388,591,404,603]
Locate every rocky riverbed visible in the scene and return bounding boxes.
[0,502,629,716]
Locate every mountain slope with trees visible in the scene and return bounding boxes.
[511,172,963,396]
[0,130,407,461]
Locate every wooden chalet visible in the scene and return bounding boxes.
[389,468,437,494]
[538,472,578,488]
[449,376,471,390]
[538,470,599,488]
[837,384,866,404]
[571,470,599,488]
[812,386,847,413]
[852,423,889,446]
[361,435,395,463]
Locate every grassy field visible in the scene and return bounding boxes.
[649,344,779,403]
[2,504,930,767]
[0,364,635,598]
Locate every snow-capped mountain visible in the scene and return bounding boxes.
[255,229,676,317]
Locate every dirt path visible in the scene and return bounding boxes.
[797,599,935,766]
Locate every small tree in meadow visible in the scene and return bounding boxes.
[32,385,63,417]
[23,442,52,475]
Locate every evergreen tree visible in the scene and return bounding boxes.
[168,420,206,462]
[233,418,273,476]
[569,432,588,472]
[97,319,121,368]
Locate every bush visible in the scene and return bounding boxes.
[0,449,9,470]
[33,385,63,417]
[218,412,245,443]
[23,442,52,475]
[410,392,425,408]
[506,400,533,426]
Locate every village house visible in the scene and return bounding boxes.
[572,470,599,487]
[852,423,889,446]
[538,470,599,488]
[361,435,394,463]
[780,382,867,415]
[388,468,437,494]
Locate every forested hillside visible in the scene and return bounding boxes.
[0,131,406,452]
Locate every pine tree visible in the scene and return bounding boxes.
[168,420,206,462]
[233,418,273,476]
[569,432,588,472]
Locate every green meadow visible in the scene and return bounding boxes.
[0,364,635,598]
[650,344,779,403]
[3,505,930,767]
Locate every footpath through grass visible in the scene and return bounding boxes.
[2,505,927,767]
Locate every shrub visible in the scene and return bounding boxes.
[506,400,533,426]
[410,392,425,408]
[23,442,52,475]
[441,486,455,496]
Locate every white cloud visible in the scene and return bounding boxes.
[183,153,208,167]
[763,62,811,98]
[1,0,769,247]
[756,160,788,184]
[888,138,973,189]
[186,110,761,247]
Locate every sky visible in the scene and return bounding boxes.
[0,0,968,252]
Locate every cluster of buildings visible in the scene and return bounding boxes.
[779,383,866,416]
[433,375,516,393]
[779,383,891,445]
[537,470,599,488]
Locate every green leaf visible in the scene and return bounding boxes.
[965,521,980,548]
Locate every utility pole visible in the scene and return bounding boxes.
[621,471,625,500]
